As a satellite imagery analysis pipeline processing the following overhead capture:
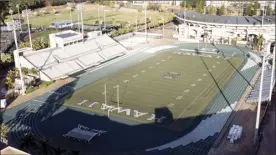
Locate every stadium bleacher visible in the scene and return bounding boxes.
[247,68,275,103]
[23,34,127,80]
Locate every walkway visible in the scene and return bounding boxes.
[7,78,73,109]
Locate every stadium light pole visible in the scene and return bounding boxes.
[9,20,25,95]
[81,7,84,42]
[69,9,72,28]
[136,11,138,32]
[104,84,107,105]
[76,4,84,42]
[76,8,80,33]
[269,46,276,102]
[144,1,148,44]
[22,9,33,49]
[254,54,266,145]
[103,8,106,30]
[116,85,120,108]
[161,16,164,39]
[16,4,22,32]
[97,4,101,32]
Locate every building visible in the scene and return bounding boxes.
[132,1,181,6]
[174,11,275,43]
[205,0,275,9]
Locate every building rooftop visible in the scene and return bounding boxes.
[0,146,29,155]
[176,11,276,25]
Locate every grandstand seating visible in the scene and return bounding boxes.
[145,134,218,155]
[247,68,275,103]
[23,34,127,80]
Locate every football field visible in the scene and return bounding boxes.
[65,51,244,131]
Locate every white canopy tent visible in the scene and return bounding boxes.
[63,128,98,142]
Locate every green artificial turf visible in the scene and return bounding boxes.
[65,51,244,131]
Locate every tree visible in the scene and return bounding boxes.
[195,0,204,13]
[20,133,37,153]
[217,5,226,16]
[52,147,66,155]
[38,138,53,155]
[253,1,260,15]
[206,5,216,15]
[0,1,9,25]
[267,7,273,16]
[0,53,14,68]
[0,124,9,138]
[244,3,254,16]
[20,38,49,50]
[69,150,80,155]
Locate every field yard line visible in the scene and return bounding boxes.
[170,61,231,126]
[32,99,48,104]
[88,46,155,74]
[171,78,213,125]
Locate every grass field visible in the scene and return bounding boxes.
[8,5,174,28]
[65,51,244,131]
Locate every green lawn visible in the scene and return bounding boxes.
[65,52,243,131]
[9,8,174,28]
[23,30,59,41]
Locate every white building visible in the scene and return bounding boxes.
[174,11,275,43]
[206,0,275,9]
[132,1,180,6]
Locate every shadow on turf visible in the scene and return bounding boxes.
[4,101,264,155]
[199,56,232,109]
[212,44,260,87]
[2,74,262,155]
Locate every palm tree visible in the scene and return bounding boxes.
[37,138,53,155]
[52,147,66,155]
[0,1,9,25]
[20,133,37,153]
[253,34,265,51]
[69,150,80,155]
[203,32,208,48]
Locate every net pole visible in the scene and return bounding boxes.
[104,84,107,105]
[117,85,120,108]
[254,55,265,145]
[269,45,275,102]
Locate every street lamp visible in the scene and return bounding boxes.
[22,9,33,49]
[7,20,25,95]
[16,4,22,32]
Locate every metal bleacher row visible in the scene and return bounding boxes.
[247,68,275,103]
[23,34,126,80]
